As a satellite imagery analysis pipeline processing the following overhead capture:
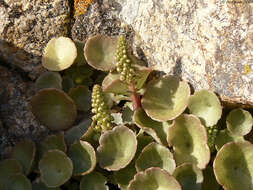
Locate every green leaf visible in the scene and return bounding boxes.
[134,108,172,146]
[226,108,253,136]
[167,114,210,169]
[68,141,96,176]
[135,142,176,174]
[30,89,77,131]
[39,150,73,188]
[84,35,117,71]
[6,174,32,190]
[69,85,91,111]
[97,126,137,171]
[142,75,190,121]
[35,72,62,91]
[80,172,108,190]
[128,168,181,190]
[42,37,77,71]
[188,90,222,127]
[173,163,203,190]
[213,141,253,190]
[11,140,36,175]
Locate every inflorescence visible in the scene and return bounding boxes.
[116,35,135,84]
[91,84,113,132]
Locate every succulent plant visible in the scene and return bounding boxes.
[30,88,77,131]
[7,174,32,190]
[10,140,36,176]
[39,150,73,187]
[84,35,117,71]
[142,75,190,121]
[91,84,114,132]
[97,126,137,171]
[42,37,77,71]
[80,171,108,190]
[35,72,62,91]
[188,90,222,127]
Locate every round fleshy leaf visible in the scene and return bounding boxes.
[68,141,96,176]
[40,133,67,154]
[226,108,253,136]
[30,88,77,131]
[11,140,36,175]
[35,72,62,91]
[69,85,91,111]
[188,90,222,127]
[136,142,176,174]
[128,167,181,190]
[215,129,244,151]
[65,119,92,145]
[102,72,129,94]
[167,114,210,169]
[134,66,152,90]
[32,181,61,190]
[134,108,172,145]
[142,75,190,121]
[39,150,73,188]
[42,37,77,71]
[0,159,23,188]
[80,172,108,190]
[201,166,220,190]
[173,163,203,190]
[62,76,75,93]
[80,125,100,148]
[7,174,31,190]
[97,126,137,171]
[214,141,253,190]
[84,35,117,71]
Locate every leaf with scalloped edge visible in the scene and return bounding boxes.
[39,150,73,188]
[226,108,253,136]
[134,108,172,146]
[214,141,253,190]
[97,126,137,171]
[188,90,222,127]
[30,89,77,131]
[69,85,91,111]
[42,37,77,71]
[36,72,62,91]
[167,114,210,169]
[6,174,32,190]
[173,163,203,190]
[84,35,117,71]
[68,140,96,176]
[136,142,176,174]
[142,75,190,121]
[215,129,245,151]
[10,140,36,176]
[80,171,109,190]
[128,167,181,190]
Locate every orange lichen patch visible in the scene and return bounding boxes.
[74,0,94,16]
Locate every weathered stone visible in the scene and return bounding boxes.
[93,0,253,107]
[71,0,131,43]
[0,0,71,79]
[0,65,48,158]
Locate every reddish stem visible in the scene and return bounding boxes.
[129,83,141,110]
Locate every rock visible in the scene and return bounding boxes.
[83,0,253,107]
[0,65,48,158]
[0,0,71,79]
[71,0,131,43]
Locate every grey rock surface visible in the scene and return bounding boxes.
[85,0,253,107]
[0,65,48,158]
[0,0,71,79]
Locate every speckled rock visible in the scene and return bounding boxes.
[71,0,130,43]
[0,0,71,79]
[92,0,253,107]
[0,65,48,158]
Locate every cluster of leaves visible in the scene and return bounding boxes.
[1,35,253,190]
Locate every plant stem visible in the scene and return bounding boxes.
[129,83,141,110]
